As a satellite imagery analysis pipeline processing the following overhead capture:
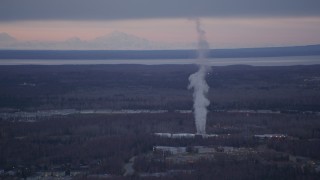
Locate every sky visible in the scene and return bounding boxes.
[0,0,320,50]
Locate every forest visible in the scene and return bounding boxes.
[0,64,320,111]
[0,64,320,179]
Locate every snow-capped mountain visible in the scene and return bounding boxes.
[0,31,193,50]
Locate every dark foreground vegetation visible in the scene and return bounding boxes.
[1,112,320,179]
[0,64,320,179]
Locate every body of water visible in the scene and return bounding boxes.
[0,56,319,66]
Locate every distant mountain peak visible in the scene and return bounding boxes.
[90,31,156,49]
[0,32,16,42]
[95,31,148,42]
[0,31,192,50]
[65,37,83,43]
[108,31,131,37]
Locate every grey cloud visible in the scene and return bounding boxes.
[0,0,320,21]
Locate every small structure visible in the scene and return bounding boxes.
[172,133,195,139]
[154,133,218,139]
[254,134,287,140]
[202,134,219,138]
[154,133,172,138]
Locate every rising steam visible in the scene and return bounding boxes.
[188,19,210,135]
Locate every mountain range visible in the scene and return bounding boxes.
[0,31,193,50]
[1,31,320,59]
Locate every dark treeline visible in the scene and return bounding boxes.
[0,44,320,60]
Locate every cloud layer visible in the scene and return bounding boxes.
[1,0,320,21]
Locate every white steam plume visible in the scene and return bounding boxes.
[188,19,210,135]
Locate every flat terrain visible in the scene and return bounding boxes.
[0,64,320,112]
[0,64,320,179]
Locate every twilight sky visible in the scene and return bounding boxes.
[0,0,320,49]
